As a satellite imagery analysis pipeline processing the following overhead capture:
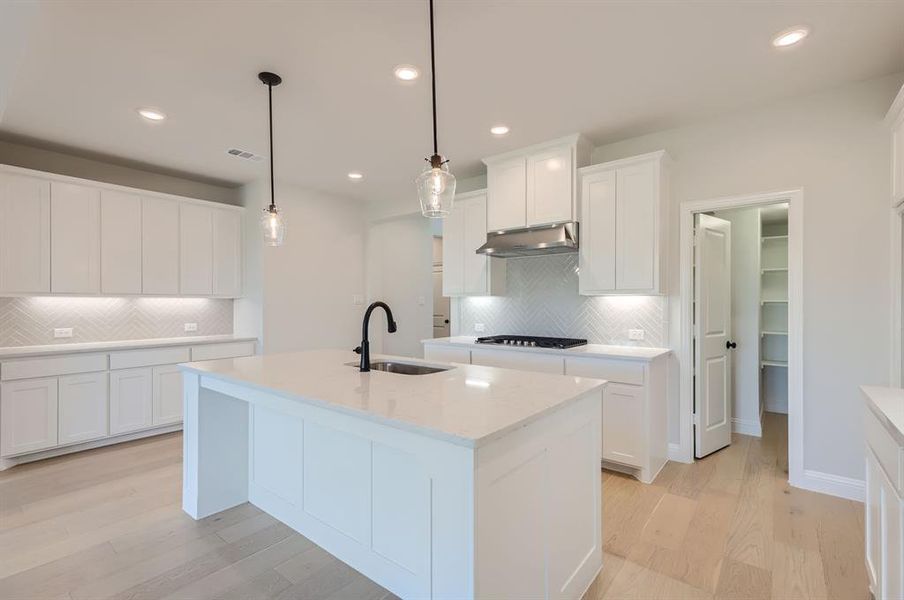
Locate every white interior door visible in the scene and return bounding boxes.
[694,214,733,458]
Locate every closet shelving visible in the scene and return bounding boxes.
[759,204,789,413]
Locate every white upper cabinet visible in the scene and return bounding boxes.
[100,190,142,294]
[179,203,213,295]
[51,182,101,294]
[0,173,50,294]
[526,144,574,226]
[442,190,505,297]
[888,85,904,207]
[141,197,180,295]
[212,209,242,297]
[578,151,668,295]
[486,157,527,231]
[483,135,590,232]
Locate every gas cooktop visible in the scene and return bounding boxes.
[474,335,588,349]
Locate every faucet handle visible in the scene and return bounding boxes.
[353,346,362,354]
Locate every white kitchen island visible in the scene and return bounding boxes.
[180,349,605,600]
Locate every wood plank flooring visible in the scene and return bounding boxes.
[0,413,866,599]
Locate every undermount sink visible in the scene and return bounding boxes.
[345,361,451,375]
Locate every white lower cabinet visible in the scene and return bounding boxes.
[109,367,153,435]
[865,403,904,600]
[152,364,183,425]
[58,372,108,445]
[0,377,58,457]
[600,383,644,467]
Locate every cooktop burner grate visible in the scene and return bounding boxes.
[474,335,587,349]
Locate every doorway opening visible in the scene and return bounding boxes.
[431,221,450,338]
[678,190,803,488]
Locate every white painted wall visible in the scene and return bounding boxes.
[593,72,903,481]
[365,214,433,358]
[713,206,761,437]
[237,180,366,354]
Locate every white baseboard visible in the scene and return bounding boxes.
[731,417,763,437]
[792,469,865,502]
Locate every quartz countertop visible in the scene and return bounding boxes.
[423,336,670,361]
[0,335,257,359]
[180,349,606,448]
[862,385,904,445]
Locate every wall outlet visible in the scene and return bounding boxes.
[184,323,198,332]
[474,323,486,333]
[352,294,364,305]
[53,328,73,339]
[628,329,645,341]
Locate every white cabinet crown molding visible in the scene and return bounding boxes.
[481,133,589,166]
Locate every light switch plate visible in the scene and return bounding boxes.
[184,323,198,332]
[54,328,73,339]
[474,323,486,332]
[416,295,426,306]
[628,329,645,341]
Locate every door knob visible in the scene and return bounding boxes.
[726,340,737,349]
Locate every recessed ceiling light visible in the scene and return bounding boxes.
[393,65,419,81]
[772,27,809,48]
[136,107,166,121]
[490,125,510,136]
[347,172,364,180]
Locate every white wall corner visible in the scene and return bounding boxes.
[730,417,763,438]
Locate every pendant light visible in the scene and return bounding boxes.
[259,71,286,246]
[415,0,456,218]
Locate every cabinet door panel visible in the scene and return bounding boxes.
[463,193,489,295]
[142,198,180,294]
[51,182,101,293]
[109,368,153,435]
[0,377,58,456]
[527,145,573,226]
[59,372,108,445]
[884,481,903,600]
[0,174,51,293]
[442,203,464,296]
[212,209,242,297]
[101,190,142,294]
[152,364,183,425]
[180,204,213,295]
[866,451,883,590]
[487,157,526,231]
[578,169,616,294]
[603,384,644,467]
[615,162,657,291]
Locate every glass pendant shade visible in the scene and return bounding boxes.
[260,207,286,246]
[416,160,456,218]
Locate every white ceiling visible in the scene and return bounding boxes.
[2,1,903,205]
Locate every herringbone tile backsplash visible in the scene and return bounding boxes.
[458,254,666,347]
[0,297,233,347]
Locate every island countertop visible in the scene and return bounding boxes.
[179,349,606,447]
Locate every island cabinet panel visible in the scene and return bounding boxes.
[251,406,303,505]
[302,421,372,544]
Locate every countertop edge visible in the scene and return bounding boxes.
[861,385,904,445]
[422,337,671,361]
[0,335,258,359]
[179,356,608,449]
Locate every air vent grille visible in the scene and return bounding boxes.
[226,148,265,162]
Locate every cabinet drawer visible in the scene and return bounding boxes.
[1,353,107,381]
[866,406,903,493]
[191,341,255,362]
[110,346,191,370]
[565,356,645,386]
[424,345,471,364]
[471,348,563,375]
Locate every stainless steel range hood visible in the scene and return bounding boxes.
[475,221,578,258]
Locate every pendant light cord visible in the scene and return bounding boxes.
[267,81,276,212]
[429,0,438,157]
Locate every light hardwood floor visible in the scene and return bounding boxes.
[0,413,866,599]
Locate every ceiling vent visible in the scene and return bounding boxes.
[226,148,265,162]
